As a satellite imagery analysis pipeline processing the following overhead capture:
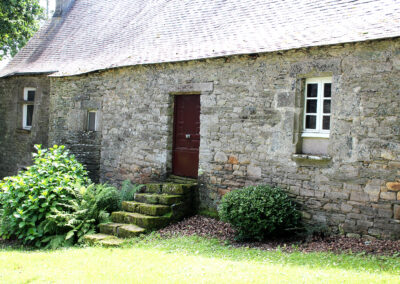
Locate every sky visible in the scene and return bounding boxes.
[40,0,56,18]
[0,0,56,69]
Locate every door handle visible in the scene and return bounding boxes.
[185,134,191,139]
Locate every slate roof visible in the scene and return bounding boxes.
[1,0,399,77]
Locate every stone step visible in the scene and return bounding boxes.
[134,193,184,205]
[142,183,195,195]
[99,222,146,238]
[167,175,198,184]
[122,201,171,216]
[83,233,125,247]
[111,211,170,229]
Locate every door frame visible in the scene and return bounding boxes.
[165,82,213,178]
[171,92,201,178]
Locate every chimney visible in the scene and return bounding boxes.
[54,0,75,17]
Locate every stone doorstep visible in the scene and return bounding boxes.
[111,211,170,229]
[134,193,184,205]
[122,201,171,216]
[143,183,196,195]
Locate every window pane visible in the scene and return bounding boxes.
[305,115,316,129]
[88,112,96,131]
[27,105,34,126]
[324,83,331,98]
[27,90,35,101]
[307,84,318,97]
[306,99,317,113]
[322,116,330,130]
[323,100,331,113]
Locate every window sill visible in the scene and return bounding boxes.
[16,128,31,134]
[301,132,330,138]
[291,154,332,167]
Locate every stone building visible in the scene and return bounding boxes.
[0,0,399,238]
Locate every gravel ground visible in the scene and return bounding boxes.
[159,215,400,256]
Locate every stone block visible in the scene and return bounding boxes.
[247,165,261,178]
[364,182,381,202]
[228,155,239,165]
[380,191,396,200]
[386,182,400,192]
[341,203,352,213]
[346,233,361,239]
[214,152,227,162]
[325,191,349,200]
[394,205,400,220]
[350,191,369,202]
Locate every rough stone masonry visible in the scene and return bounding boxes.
[1,38,399,239]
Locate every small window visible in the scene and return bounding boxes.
[302,77,332,138]
[22,88,36,130]
[87,111,97,131]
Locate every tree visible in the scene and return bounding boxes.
[0,0,43,60]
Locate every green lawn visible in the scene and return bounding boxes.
[0,235,399,283]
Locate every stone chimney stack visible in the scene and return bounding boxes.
[54,0,75,17]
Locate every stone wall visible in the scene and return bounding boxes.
[32,37,400,238]
[0,76,50,178]
[48,76,102,182]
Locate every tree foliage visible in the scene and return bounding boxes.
[0,0,43,60]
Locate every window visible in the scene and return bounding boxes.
[87,111,97,131]
[22,88,36,130]
[302,77,332,138]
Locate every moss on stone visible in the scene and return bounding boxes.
[117,224,146,238]
[145,183,162,194]
[99,223,124,235]
[162,183,193,195]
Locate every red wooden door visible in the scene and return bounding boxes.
[172,95,200,178]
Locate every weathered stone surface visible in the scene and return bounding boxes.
[144,184,162,193]
[122,201,171,216]
[380,191,397,200]
[83,234,125,247]
[134,193,183,205]
[394,205,400,220]
[247,165,261,178]
[214,152,227,163]
[161,183,193,195]
[1,38,400,239]
[111,211,170,229]
[99,223,124,235]
[117,224,146,238]
[387,182,400,192]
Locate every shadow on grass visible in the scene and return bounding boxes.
[127,234,400,275]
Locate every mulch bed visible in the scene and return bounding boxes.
[159,215,400,256]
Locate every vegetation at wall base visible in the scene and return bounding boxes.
[0,145,119,248]
[120,180,143,203]
[219,185,301,241]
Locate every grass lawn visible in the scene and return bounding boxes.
[0,235,399,283]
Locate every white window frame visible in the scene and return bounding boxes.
[87,110,97,131]
[302,77,332,138]
[22,87,36,130]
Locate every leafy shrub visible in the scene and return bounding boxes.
[218,185,300,241]
[0,145,110,248]
[120,180,143,202]
[90,183,121,213]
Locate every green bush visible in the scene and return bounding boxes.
[91,183,121,213]
[0,145,111,248]
[120,180,143,202]
[218,185,300,241]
